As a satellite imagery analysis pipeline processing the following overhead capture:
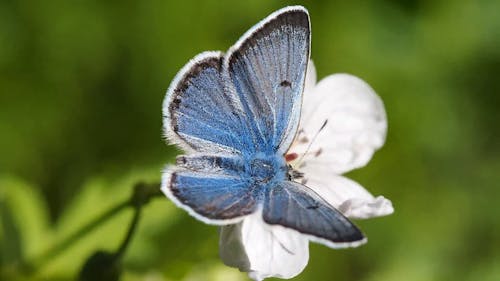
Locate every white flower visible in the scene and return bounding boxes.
[219,61,394,280]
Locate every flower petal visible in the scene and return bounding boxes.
[219,213,309,280]
[338,195,393,219]
[294,74,387,174]
[304,60,317,94]
[299,174,393,219]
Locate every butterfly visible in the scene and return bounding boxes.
[162,6,365,248]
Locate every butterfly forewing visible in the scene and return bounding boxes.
[164,52,251,154]
[164,8,310,156]
[225,7,310,154]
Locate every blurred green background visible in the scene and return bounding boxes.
[1,0,499,280]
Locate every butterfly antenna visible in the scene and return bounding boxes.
[296,119,328,166]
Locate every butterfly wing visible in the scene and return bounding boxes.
[163,7,311,224]
[163,51,253,154]
[163,52,260,224]
[164,7,310,155]
[163,167,256,224]
[225,6,310,154]
[263,181,366,248]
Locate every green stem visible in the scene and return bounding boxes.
[115,205,142,258]
[31,200,129,271]
[28,182,162,273]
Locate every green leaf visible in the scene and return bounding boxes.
[0,196,23,266]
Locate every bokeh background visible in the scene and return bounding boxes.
[1,0,499,280]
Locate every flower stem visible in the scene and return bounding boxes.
[28,182,162,273]
[115,203,142,258]
[31,200,129,271]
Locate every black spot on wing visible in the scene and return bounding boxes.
[280,80,292,87]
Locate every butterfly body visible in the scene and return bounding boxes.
[162,6,366,248]
[246,153,287,184]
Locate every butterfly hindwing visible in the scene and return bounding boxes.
[163,168,257,224]
[175,154,245,177]
[263,181,366,248]
[225,7,310,154]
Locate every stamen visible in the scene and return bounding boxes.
[296,119,328,165]
[319,119,328,131]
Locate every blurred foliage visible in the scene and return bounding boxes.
[1,0,499,280]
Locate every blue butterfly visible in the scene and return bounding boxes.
[162,6,365,248]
